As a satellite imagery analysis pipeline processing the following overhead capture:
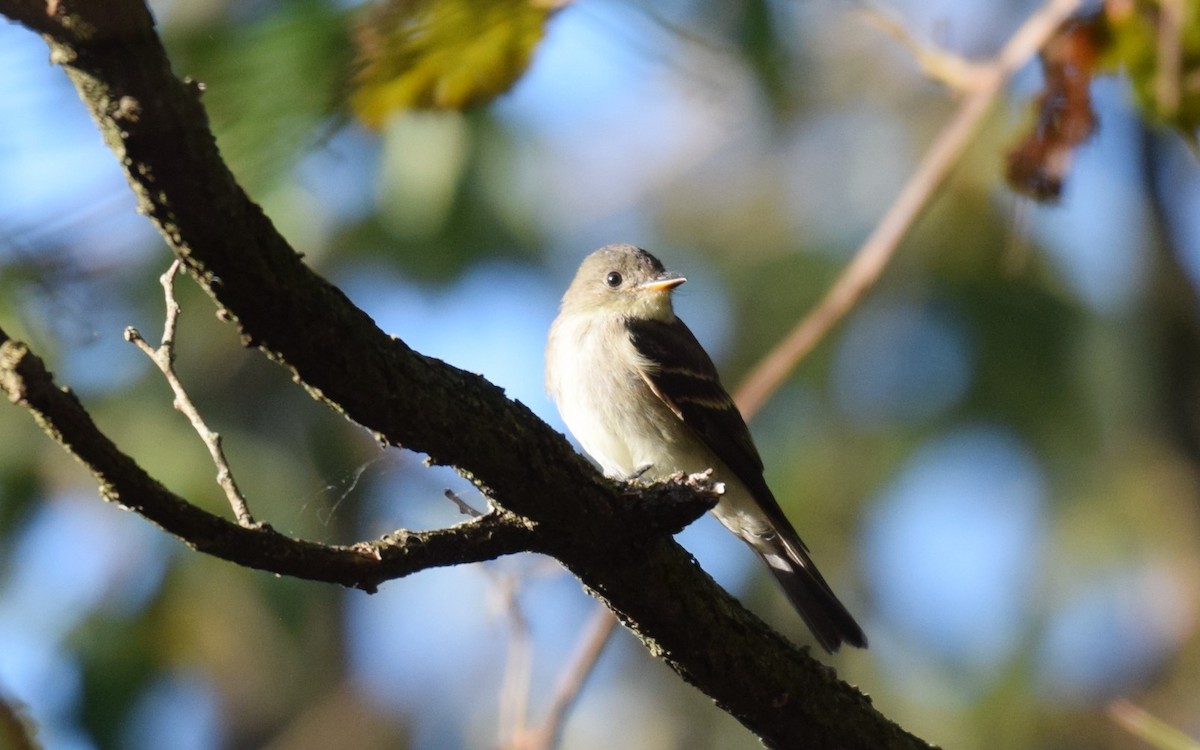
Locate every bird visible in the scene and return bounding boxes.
[545,243,866,653]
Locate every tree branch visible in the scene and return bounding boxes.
[0,328,536,591]
[523,605,619,750]
[0,1,932,746]
[733,0,1085,418]
[0,325,719,586]
[125,260,260,527]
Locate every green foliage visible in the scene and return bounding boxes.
[1105,0,1200,143]
[734,0,796,119]
[165,0,354,191]
[350,0,555,126]
[73,612,159,749]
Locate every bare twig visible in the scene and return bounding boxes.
[533,605,619,749]
[1108,699,1200,750]
[1156,0,1183,117]
[734,0,1084,419]
[124,260,258,527]
[496,572,535,747]
[445,488,485,517]
[857,4,989,91]
[501,604,618,750]
[0,329,538,589]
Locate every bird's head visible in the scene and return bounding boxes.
[560,244,686,322]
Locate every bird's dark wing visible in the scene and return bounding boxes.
[626,317,770,498]
[629,316,868,652]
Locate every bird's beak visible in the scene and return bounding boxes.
[639,273,686,292]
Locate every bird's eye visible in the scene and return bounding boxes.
[605,271,623,288]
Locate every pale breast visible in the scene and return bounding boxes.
[548,312,694,479]
[547,310,775,541]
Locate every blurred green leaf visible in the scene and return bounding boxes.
[165,0,354,192]
[1104,0,1200,144]
[73,612,158,749]
[350,0,557,127]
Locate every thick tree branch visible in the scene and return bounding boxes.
[0,316,884,747]
[0,326,718,586]
[0,1,932,746]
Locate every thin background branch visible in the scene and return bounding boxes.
[733,0,1085,419]
[495,572,535,746]
[1155,0,1184,117]
[1108,699,1200,750]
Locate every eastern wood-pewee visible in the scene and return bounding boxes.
[546,244,866,653]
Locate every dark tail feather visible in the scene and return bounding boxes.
[754,539,867,653]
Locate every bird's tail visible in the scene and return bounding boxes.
[752,533,867,654]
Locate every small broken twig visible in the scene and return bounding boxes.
[125,260,259,528]
[445,488,486,518]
